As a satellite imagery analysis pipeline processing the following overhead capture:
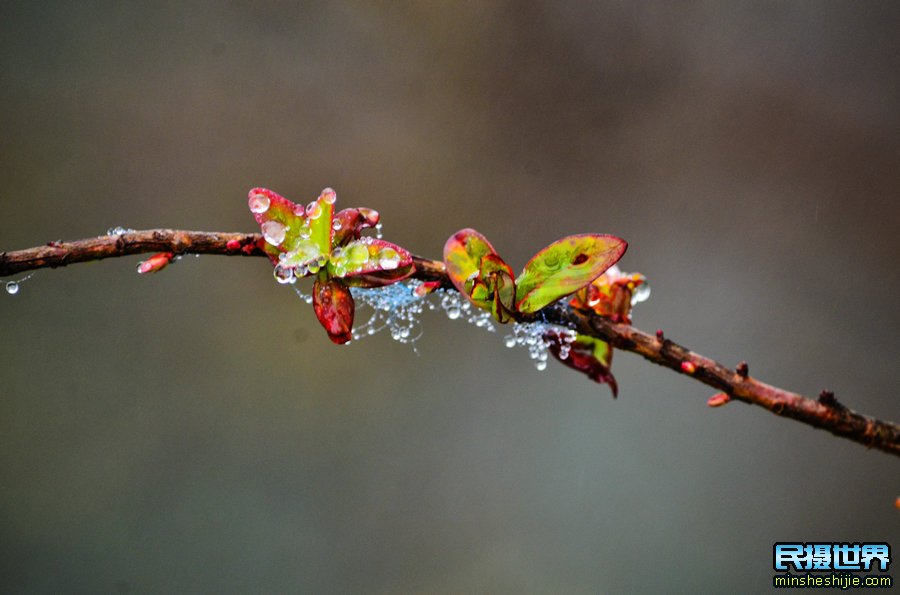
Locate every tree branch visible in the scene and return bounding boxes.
[2,229,898,457]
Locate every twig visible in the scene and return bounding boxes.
[2,229,898,457]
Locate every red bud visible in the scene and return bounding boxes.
[680,361,697,374]
[313,276,355,344]
[707,393,731,407]
[136,252,175,274]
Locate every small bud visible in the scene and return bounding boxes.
[680,361,697,375]
[818,390,843,409]
[707,393,731,407]
[656,329,665,341]
[226,239,241,251]
[136,252,175,274]
[895,496,900,511]
[736,361,749,378]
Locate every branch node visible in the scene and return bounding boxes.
[736,361,749,378]
[818,390,845,411]
[655,329,665,341]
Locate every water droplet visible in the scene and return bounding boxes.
[347,244,369,265]
[332,219,342,231]
[273,264,294,284]
[504,336,517,348]
[399,327,410,338]
[447,306,461,319]
[320,187,337,204]
[248,193,271,213]
[378,248,400,270]
[106,226,131,236]
[261,221,287,246]
[535,360,548,371]
[316,255,328,267]
[632,281,651,305]
[331,247,343,259]
[6,281,19,295]
[306,201,323,219]
[306,261,320,274]
[375,223,383,239]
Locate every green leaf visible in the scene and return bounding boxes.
[443,229,517,321]
[515,234,627,314]
[329,239,414,287]
[248,187,307,265]
[442,228,499,292]
[307,188,335,255]
[468,254,516,323]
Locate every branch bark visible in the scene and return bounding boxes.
[3,229,898,457]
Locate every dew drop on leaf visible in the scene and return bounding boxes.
[306,201,323,219]
[261,221,287,246]
[632,281,651,305]
[248,193,271,214]
[378,248,400,270]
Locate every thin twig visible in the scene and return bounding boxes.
[2,229,898,457]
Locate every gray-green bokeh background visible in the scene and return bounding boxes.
[1,2,898,592]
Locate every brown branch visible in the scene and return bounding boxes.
[2,229,898,457]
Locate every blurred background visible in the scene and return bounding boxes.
[1,1,898,592]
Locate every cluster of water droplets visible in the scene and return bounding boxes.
[503,322,577,371]
[437,290,495,332]
[349,281,433,349]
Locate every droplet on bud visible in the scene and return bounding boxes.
[5,281,19,295]
[136,252,175,274]
[535,360,548,371]
[320,187,337,205]
[248,193,271,214]
[261,221,287,246]
[446,306,461,319]
[274,264,295,284]
[332,219,342,231]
